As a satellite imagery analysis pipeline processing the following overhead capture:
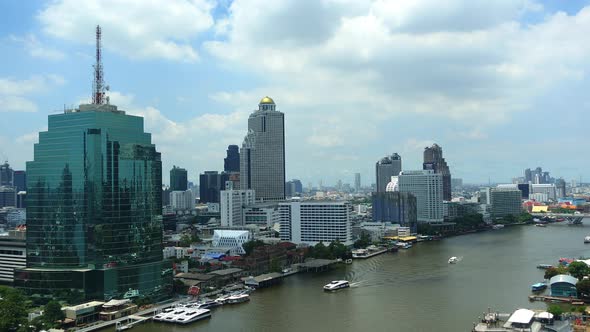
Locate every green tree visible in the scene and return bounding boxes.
[0,286,29,331]
[353,232,371,249]
[517,213,533,223]
[568,261,590,280]
[544,267,560,280]
[179,233,193,247]
[577,279,590,299]
[547,304,564,318]
[313,242,329,259]
[42,300,65,328]
[328,241,348,259]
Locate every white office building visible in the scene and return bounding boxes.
[244,203,279,227]
[220,188,255,227]
[279,201,352,246]
[0,232,26,284]
[170,190,195,210]
[212,230,251,255]
[531,184,557,201]
[398,170,443,223]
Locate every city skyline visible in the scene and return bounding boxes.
[2,1,590,185]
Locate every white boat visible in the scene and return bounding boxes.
[448,256,459,264]
[585,236,590,244]
[323,280,350,291]
[153,307,175,321]
[197,299,222,309]
[173,308,211,324]
[163,308,187,322]
[226,293,250,304]
[492,224,504,230]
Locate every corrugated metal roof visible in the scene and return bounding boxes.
[549,274,578,285]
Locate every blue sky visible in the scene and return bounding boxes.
[1,0,589,186]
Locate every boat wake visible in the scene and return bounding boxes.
[349,280,368,288]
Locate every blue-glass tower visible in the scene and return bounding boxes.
[15,103,172,302]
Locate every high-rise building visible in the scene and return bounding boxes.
[15,102,171,301]
[13,171,26,192]
[170,190,195,210]
[375,153,402,193]
[0,161,13,186]
[224,145,240,172]
[555,179,566,198]
[524,168,532,183]
[240,97,285,201]
[0,186,16,208]
[423,144,452,201]
[199,171,223,203]
[354,173,361,192]
[170,166,188,191]
[531,184,557,201]
[371,192,417,233]
[279,201,352,246]
[398,170,443,223]
[487,188,522,218]
[220,185,255,227]
[14,27,171,301]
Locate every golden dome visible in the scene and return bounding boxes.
[259,96,275,104]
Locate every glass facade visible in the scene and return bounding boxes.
[15,105,172,302]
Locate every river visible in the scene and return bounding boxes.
[104,220,590,332]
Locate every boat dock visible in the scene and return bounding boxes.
[115,315,149,331]
[294,259,340,272]
[528,294,586,304]
[352,248,388,259]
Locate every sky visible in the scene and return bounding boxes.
[1,0,589,186]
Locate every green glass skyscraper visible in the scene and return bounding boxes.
[15,103,172,302]
[14,103,171,301]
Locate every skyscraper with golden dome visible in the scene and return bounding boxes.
[240,97,285,201]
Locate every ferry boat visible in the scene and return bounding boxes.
[536,264,553,269]
[531,282,547,292]
[173,308,211,324]
[163,308,187,322]
[153,308,175,321]
[448,256,459,264]
[197,299,223,309]
[323,280,350,291]
[399,243,412,249]
[226,293,250,304]
[584,236,590,244]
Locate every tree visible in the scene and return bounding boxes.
[577,279,590,299]
[313,242,329,259]
[42,300,65,328]
[568,261,590,280]
[0,286,29,331]
[353,232,371,249]
[547,305,563,318]
[179,233,193,247]
[544,267,564,280]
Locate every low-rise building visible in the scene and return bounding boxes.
[62,301,105,325]
[549,274,577,298]
[99,299,138,321]
[212,230,251,255]
[0,230,26,284]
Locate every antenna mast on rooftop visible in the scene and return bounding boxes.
[92,25,106,105]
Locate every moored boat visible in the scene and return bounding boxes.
[226,293,250,304]
[531,282,547,292]
[173,308,211,324]
[448,256,458,264]
[535,223,546,228]
[323,280,350,291]
[536,264,552,269]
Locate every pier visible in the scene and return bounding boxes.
[115,315,149,331]
[294,259,340,272]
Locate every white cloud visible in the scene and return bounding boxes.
[38,0,215,62]
[9,34,65,60]
[0,75,66,113]
[203,1,590,183]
